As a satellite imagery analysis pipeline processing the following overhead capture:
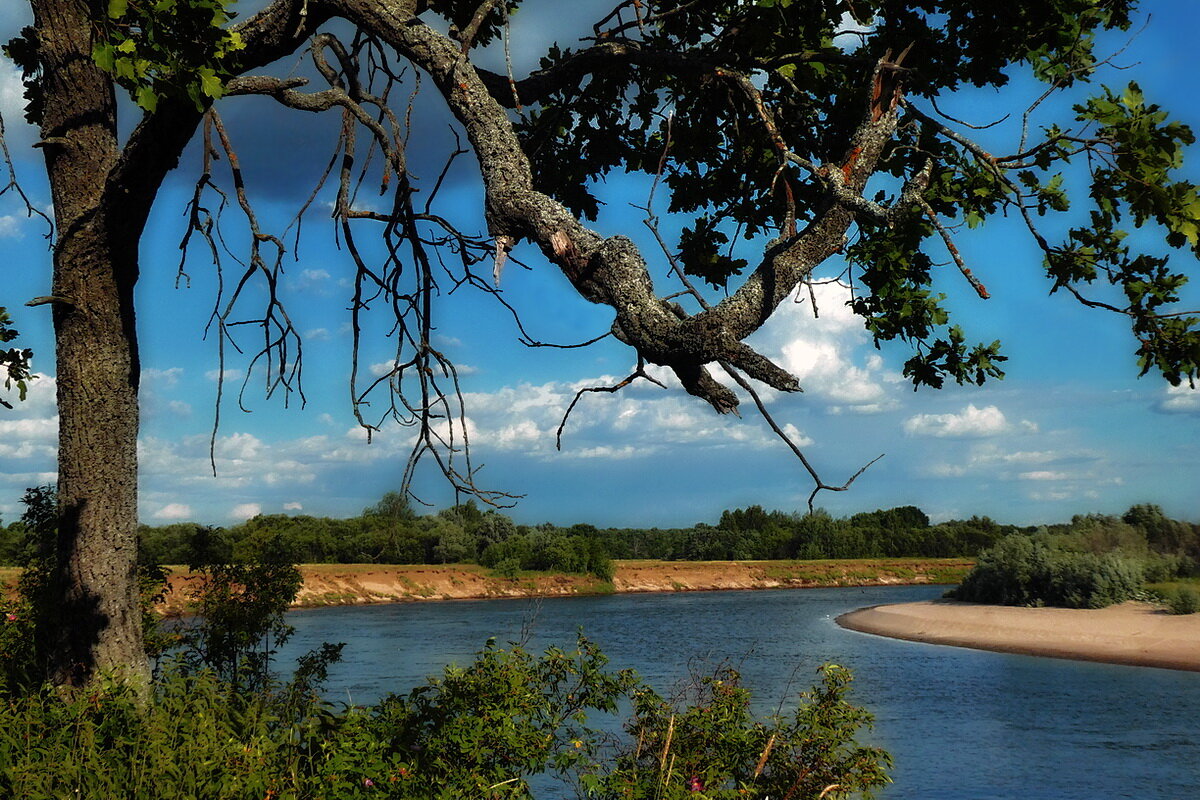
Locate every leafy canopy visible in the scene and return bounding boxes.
[514,0,1197,389]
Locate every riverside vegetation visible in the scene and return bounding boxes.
[0,489,890,800]
[948,504,1200,612]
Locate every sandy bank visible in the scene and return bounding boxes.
[154,558,972,616]
[837,599,1200,672]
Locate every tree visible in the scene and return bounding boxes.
[2,0,1197,684]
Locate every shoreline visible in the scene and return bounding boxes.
[837,599,1200,672]
[154,558,973,615]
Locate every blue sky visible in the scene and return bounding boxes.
[1,2,1198,528]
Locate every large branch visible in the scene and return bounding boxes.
[328,2,910,415]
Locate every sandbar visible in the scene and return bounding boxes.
[837,599,1200,672]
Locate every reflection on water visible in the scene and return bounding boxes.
[278,585,1200,799]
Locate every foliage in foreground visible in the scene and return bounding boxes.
[0,483,888,799]
[0,641,889,800]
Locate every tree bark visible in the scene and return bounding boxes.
[30,0,148,686]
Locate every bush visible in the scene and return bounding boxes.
[1168,587,1200,615]
[0,641,889,800]
[948,535,1145,609]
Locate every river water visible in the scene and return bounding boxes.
[278,584,1200,799]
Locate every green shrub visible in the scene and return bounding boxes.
[0,640,889,800]
[948,535,1145,609]
[1168,587,1200,615]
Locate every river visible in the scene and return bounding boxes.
[277,584,1200,799]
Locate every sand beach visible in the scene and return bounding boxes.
[837,599,1200,672]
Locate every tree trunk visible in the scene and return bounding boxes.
[32,0,147,686]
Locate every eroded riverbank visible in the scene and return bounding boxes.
[153,557,973,615]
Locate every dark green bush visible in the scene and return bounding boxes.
[1168,587,1200,615]
[948,535,1146,609]
[0,641,889,800]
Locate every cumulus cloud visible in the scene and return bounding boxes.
[1161,384,1200,413]
[903,404,1016,438]
[283,502,303,512]
[230,503,262,520]
[154,503,192,520]
[0,62,37,149]
[464,378,806,457]
[747,281,901,414]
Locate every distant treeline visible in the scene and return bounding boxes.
[1,493,1196,583]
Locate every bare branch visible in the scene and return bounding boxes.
[918,198,990,300]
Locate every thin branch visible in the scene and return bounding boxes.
[918,198,990,300]
[555,358,666,451]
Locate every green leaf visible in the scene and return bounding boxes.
[92,43,115,72]
[135,85,159,113]
[197,67,224,99]
[107,0,128,19]
[1121,82,1143,110]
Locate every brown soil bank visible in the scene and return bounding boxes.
[154,558,972,616]
[837,599,1200,672]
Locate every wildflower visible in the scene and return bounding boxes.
[363,778,375,788]
[5,613,16,623]
[686,776,704,792]
[571,739,583,749]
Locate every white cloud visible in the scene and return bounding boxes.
[781,423,814,448]
[142,367,183,388]
[371,355,472,379]
[283,502,303,512]
[560,444,643,460]
[748,281,900,414]
[1028,489,1074,502]
[301,268,331,283]
[0,215,22,239]
[0,415,57,442]
[230,503,261,520]
[0,62,37,148]
[903,404,1015,439]
[154,503,192,520]
[205,368,243,382]
[0,372,56,419]
[166,400,192,417]
[1161,384,1200,413]
[305,327,331,341]
[1018,471,1070,482]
